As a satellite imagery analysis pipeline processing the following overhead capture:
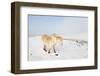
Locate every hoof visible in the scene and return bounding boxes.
[55,54,59,56]
[43,48,47,52]
[48,52,50,54]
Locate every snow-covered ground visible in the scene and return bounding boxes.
[28,33,88,61]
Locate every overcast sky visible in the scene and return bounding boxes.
[28,15,88,36]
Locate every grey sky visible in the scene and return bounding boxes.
[28,15,88,36]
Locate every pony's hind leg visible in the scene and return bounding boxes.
[53,45,56,53]
[48,49,51,54]
[53,45,59,56]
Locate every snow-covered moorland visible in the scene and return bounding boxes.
[28,33,88,61]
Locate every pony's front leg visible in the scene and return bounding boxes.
[43,45,47,52]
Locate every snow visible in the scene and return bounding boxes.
[28,34,88,61]
[61,33,88,41]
